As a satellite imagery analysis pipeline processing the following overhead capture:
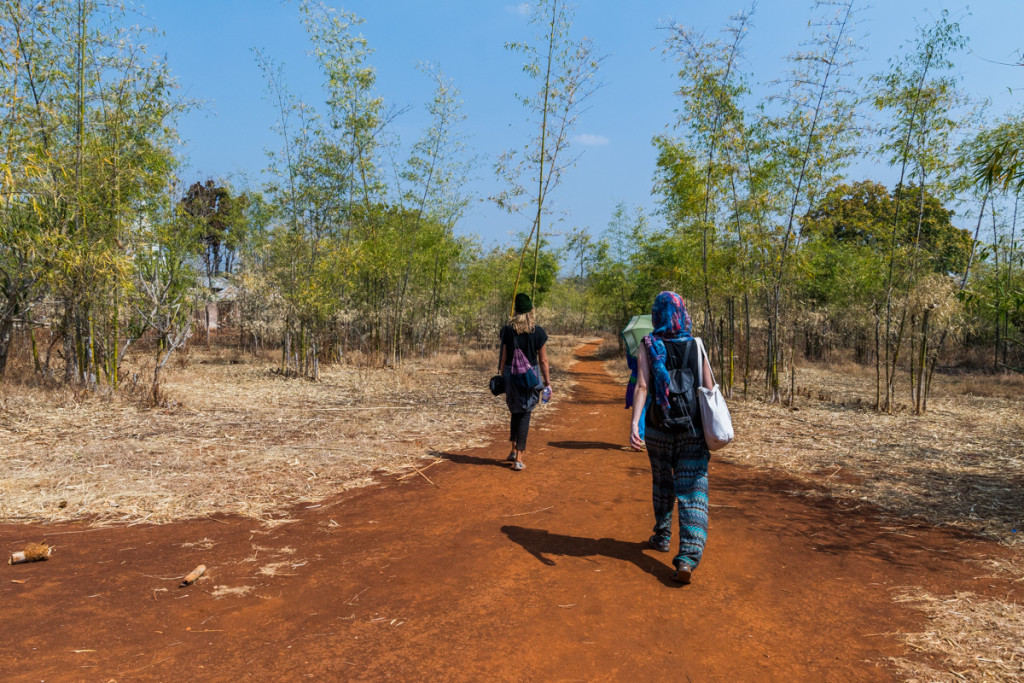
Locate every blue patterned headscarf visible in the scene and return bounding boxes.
[642,291,693,411]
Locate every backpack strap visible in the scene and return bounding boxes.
[682,337,696,377]
[503,326,524,359]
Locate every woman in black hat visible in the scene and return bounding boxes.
[498,293,551,471]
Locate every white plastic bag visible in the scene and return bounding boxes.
[695,338,734,451]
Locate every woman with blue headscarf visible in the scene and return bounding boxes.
[629,291,714,584]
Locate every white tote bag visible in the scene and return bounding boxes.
[695,338,734,451]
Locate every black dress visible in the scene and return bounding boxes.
[500,325,547,414]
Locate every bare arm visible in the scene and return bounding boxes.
[498,344,506,374]
[700,340,714,389]
[538,344,550,387]
[630,345,650,449]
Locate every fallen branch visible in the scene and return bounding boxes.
[405,465,437,487]
[180,564,206,587]
[307,406,419,412]
[997,361,1023,375]
[397,458,443,481]
[504,505,554,517]
[824,466,844,482]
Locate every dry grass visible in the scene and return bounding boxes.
[0,335,583,525]
[724,364,1024,546]
[210,585,254,599]
[891,589,1024,682]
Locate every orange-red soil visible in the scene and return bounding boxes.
[1,341,1016,681]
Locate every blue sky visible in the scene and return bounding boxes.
[145,1,1024,246]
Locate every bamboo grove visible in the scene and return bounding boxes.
[545,2,1023,413]
[1,1,1022,411]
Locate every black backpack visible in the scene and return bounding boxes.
[648,338,703,435]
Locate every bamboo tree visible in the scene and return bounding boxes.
[496,0,602,312]
[660,7,752,349]
[392,65,472,363]
[134,203,199,404]
[760,0,860,402]
[871,11,966,411]
[970,116,1024,370]
[1,0,181,387]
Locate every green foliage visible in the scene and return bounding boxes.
[972,117,1024,193]
[248,9,483,369]
[0,0,185,385]
[2,0,1020,399]
[802,181,971,279]
[496,0,604,305]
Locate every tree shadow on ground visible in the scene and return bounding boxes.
[431,450,508,469]
[711,462,1000,568]
[501,525,681,587]
[547,441,624,450]
[865,466,1024,538]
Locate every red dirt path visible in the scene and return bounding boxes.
[1,341,1016,682]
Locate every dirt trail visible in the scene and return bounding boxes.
[1,341,1016,682]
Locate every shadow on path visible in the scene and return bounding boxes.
[547,440,624,450]
[433,450,508,468]
[501,525,680,587]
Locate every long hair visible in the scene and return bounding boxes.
[510,310,535,335]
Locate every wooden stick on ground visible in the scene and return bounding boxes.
[408,465,437,487]
[504,506,554,518]
[180,564,206,587]
[397,458,444,481]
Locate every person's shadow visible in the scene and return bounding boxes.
[501,525,683,587]
[430,450,508,468]
[547,440,625,450]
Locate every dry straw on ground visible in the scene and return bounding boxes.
[0,335,581,525]
[728,364,1024,547]
[891,589,1024,682]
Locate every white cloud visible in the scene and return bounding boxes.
[573,133,610,146]
[505,3,531,16]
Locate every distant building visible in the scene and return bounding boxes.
[197,275,239,331]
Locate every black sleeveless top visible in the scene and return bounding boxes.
[500,325,548,366]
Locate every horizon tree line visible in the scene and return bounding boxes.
[0,0,1020,412]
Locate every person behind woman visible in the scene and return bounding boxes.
[629,291,714,583]
[625,351,649,450]
[498,293,551,471]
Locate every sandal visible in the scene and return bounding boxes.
[511,460,525,472]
